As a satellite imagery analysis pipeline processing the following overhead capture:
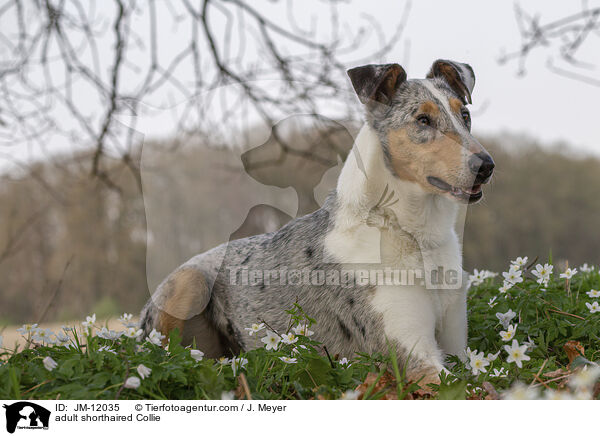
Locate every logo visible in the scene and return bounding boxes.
[2,402,50,433]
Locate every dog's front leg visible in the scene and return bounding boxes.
[437,289,468,362]
[371,286,446,385]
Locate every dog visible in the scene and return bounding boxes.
[139,59,494,384]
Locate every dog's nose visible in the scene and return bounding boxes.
[468,152,495,181]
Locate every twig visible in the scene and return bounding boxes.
[322,345,335,369]
[530,358,548,387]
[531,373,572,388]
[115,363,130,400]
[258,318,281,337]
[36,257,73,325]
[482,381,499,400]
[547,308,585,320]
[238,373,252,400]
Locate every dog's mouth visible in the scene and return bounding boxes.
[426,176,483,203]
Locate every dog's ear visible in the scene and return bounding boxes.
[347,63,406,106]
[427,59,475,104]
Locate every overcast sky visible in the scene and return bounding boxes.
[337,0,600,154]
[2,0,599,171]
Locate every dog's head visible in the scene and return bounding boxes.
[347,60,494,204]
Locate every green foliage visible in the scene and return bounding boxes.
[462,260,600,395]
[1,260,599,400]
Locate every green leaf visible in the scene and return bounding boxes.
[437,379,467,400]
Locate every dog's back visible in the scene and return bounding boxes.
[140,192,386,357]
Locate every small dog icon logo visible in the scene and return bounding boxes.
[3,402,51,433]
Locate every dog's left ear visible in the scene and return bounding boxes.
[427,59,475,104]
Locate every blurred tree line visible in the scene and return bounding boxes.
[1,127,599,325]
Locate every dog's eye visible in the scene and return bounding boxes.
[461,110,471,127]
[416,114,431,126]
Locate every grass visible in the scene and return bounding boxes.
[1,258,599,400]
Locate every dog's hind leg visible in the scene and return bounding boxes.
[140,266,228,357]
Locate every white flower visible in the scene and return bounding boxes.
[137,364,152,379]
[218,356,231,365]
[231,357,248,376]
[580,263,594,273]
[464,347,476,361]
[500,324,517,341]
[510,256,529,268]
[572,389,594,400]
[586,289,600,298]
[502,269,523,285]
[146,329,166,346]
[532,263,553,285]
[503,383,538,400]
[123,327,143,339]
[292,324,314,337]
[279,356,297,364]
[585,301,600,313]
[33,328,56,344]
[124,376,141,389]
[221,391,235,400]
[463,347,477,369]
[523,336,536,351]
[504,340,531,368]
[97,327,122,341]
[55,331,70,345]
[469,351,490,376]
[244,323,265,336]
[340,390,360,400]
[486,351,501,362]
[568,365,600,391]
[491,367,507,378]
[496,309,517,329]
[488,296,498,308]
[291,345,307,356]
[469,269,485,286]
[118,313,137,328]
[190,349,204,361]
[499,282,512,293]
[560,268,577,280]
[16,324,39,335]
[511,256,529,268]
[543,389,569,400]
[98,345,116,354]
[339,357,351,366]
[261,331,281,351]
[43,356,58,371]
[470,269,498,287]
[280,333,298,345]
[82,313,96,328]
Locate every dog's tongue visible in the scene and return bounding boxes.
[453,184,482,196]
[466,184,482,194]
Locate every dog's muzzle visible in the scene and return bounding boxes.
[468,152,495,184]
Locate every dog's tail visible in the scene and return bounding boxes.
[139,266,211,345]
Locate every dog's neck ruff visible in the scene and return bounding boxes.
[334,124,459,248]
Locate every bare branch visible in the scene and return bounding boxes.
[0,0,408,188]
[501,3,600,86]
